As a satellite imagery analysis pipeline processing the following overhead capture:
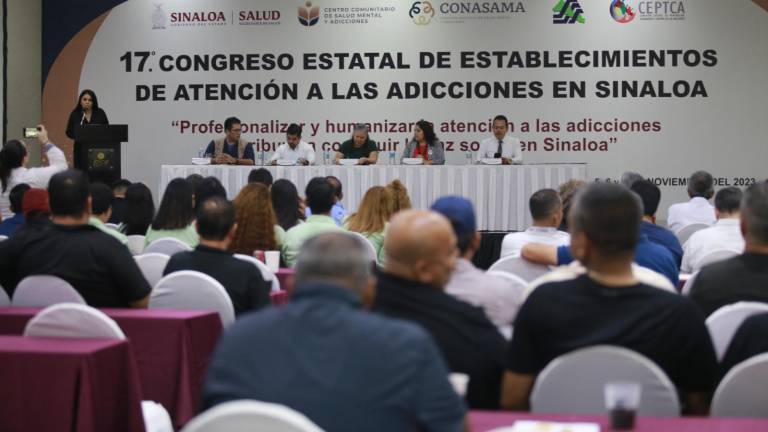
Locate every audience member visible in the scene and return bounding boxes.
[88,182,128,246]
[501,183,717,414]
[631,180,683,266]
[0,125,67,220]
[306,176,347,225]
[247,168,273,187]
[681,187,744,273]
[619,171,644,189]
[269,123,316,166]
[203,116,255,165]
[193,176,227,212]
[164,197,270,316]
[145,178,199,247]
[186,173,205,198]
[689,182,768,316]
[667,170,716,233]
[202,232,466,431]
[283,177,346,267]
[344,186,394,264]
[0,170,151,307]
[230,183,284,255]
[557,179,586,231]
[20,188,51,228]
[386,179,412,213]
[0,183,30,236]
[108,178,131,224]
[500,188,570,258]
[271,179,305,231]
[435,196,525,334]
[719,313,768,379]
[373,210,506,409]
[119,182,154,236]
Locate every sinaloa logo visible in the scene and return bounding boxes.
[553,0,585,24]
[298,1,320,26]
[409,1,435,25]
[610,0,635,23]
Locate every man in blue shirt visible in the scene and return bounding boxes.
[0,184,29,237]
[203,116,255,165]
[304,175,347,226]
[631,180,683,267]
[202,232,466,432]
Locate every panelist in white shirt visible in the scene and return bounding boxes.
[269,123,316,166]
[477,115,522,164]
[500,188,569,258]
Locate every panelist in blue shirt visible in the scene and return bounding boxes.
[203,116,255,165]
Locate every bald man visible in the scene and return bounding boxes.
[372,210,507,410]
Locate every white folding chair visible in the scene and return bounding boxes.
[712,352,768,418]
[127,235,146,255]
[0,235,8,241]
[24,304,174,432]
[105,223,120,231]
[676,223,711,246]
[706,302,768,361]
[150,270,235,327]
[347,231,378,263]
[145,237,192,256]
[696,249,740,269]
[234,254,281,292]
[680,272,697,296]
[488,256,550,282]
[0,286,11,306]
[11,275,86,307]
[134,253,171,288]
[530,345,680,416]
[181,400,324,432]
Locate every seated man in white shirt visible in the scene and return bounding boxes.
[667,170,716,233]
[500,189,570,258]
[682,186,744,273]
[269,123,316,166]
[477,115,522,164]
[434,196,526,334]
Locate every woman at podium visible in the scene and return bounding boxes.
[65,89,109,170]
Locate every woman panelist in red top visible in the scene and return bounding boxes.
[401,120,445,165]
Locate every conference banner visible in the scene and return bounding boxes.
[42,0,768,218]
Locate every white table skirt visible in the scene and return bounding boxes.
[160,164,587,231]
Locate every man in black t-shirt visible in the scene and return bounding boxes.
[719,312,768,379]
[334,123,378,165]
[689,182,768,317]
[500,183,717,414]
[164,197,270,316]
[0,170,151,307]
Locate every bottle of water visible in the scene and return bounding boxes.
[197,147,205,158]
[427,147,434,161]
[389,151,396,165]
[323,151,331,165]
[465,152,473,165]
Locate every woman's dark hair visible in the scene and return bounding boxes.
[152,178,195,230]
[121,183,155,235]
[0,140,28,192]
[271,179,303,231]
[72,89,99,113]
[194,176,227,211]
[415,119,437,146]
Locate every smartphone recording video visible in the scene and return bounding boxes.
[23,127,40,139]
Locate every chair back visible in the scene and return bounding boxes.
[11,275,86,307]
[145,237,192,256]
[181,400,324,432]
[706,302,768,360]
[680,272,697,296]
[234,254,281,292]
[105,223,120,231]
[488,256,550,282]
[0,286,10,306]
[346,231,378,263]
[134,253,171,288]
[530,345,680,416]
[127,235,146,255]
[712,352,768,417]
[696,249,740,269]
[150,270,235,326]
[24,303,125,339]
[0,235,8,241]
[676,223,711,245]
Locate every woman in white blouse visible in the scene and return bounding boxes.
[0,125,67,220]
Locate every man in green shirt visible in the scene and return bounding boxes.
[283,177,346,267]
[88,182,129,247]
[334,124,378,165]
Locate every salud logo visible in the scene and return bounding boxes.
[409,1,435,25]
[298,1,320,26]
[609,0,635,23]
[553,0,585,24]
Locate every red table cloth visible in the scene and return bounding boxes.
[469,411,768,432]
[0,308,222,428]
[0,335,145,432]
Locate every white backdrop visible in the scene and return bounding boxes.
[75,0,768,219]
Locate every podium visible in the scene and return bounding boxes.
[73,124,128,184]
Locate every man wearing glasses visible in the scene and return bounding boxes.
[204,116,255,165]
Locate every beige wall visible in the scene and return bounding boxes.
[5,0,42,163]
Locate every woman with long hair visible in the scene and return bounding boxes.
[229,183,284,255]
[345,186,395,264]
[401,120,445,165]
[144,178,198,247]
[271,179,305,231]
[65,89,109,170]
[0,125,67,220]
[386,179,412,214]
[119,183,155,236]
